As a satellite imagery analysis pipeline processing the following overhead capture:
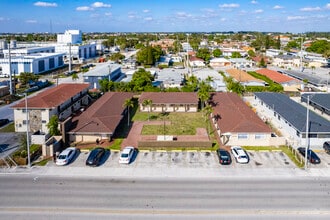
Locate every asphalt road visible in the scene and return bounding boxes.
[0,175,330,219]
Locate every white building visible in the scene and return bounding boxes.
[57,30,82,44]
[0,47,65,75]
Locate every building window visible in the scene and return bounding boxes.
[42,120,47,123]
[38,60,45,72]
[255,134,266,139]
[238,133,248,139]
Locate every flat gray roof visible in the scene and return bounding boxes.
[84,63,121,77]
[255,92,330,133]
[280,70,327,86]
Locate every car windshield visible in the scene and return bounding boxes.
[221,155,228,159]
[121,153,129,158]
[58,155,67,159]
[240,155,247,159]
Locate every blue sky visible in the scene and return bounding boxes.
[0,0,329,33]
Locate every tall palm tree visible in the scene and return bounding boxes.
[202,104,213,135]
[142,99,153,121]
[123,98,134,127]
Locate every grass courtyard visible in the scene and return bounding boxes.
[132,111,209,135]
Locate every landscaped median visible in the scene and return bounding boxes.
[242,145,304,168]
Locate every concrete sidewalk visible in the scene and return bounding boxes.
[2,164,330,179]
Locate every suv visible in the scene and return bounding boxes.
[323,141,330,154]
[231,146,249,164]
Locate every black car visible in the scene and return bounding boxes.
[297,147,321,164]
[86,147,107,166]
[323,141,330,155]
[216,149,232,165]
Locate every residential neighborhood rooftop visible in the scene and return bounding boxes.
[139,92,198,104]
[12,83,89,109]
[255,92,330,133]
[211,92,272,133]
[69,92,134,134]
[256,68,298,84]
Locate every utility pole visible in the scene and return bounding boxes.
[25,93,31,168]
[304,95,310,170]
[68,43,72,72]
[8,41,13,95]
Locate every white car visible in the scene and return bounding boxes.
[231,146,249,164]
[56,147,78,166]
[119,146,135,164]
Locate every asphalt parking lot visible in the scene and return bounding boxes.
[45,149,330,169]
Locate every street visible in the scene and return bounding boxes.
[0,175,330,219]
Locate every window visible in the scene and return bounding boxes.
[42,120,47,123]
[255,134,266,139]
[238,133,248,139]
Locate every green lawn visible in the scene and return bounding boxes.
[0,122,15,132]
[133,112,208,135]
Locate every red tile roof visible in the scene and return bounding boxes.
[211,92,271,133]
[256,68,297,83]
[70,92,134,134]
[12,83,89,109]
[139,92,198,104]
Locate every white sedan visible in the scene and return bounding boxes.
[119,146,135,164]
[56,147,78,166]
[231,146,249,164]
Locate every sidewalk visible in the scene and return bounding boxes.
[2,164,330,179]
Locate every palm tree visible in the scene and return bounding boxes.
[123,98,134,127]
[202,104,213,135]
[71,73,79,82]
[197,81,211,109]
[142,99,153,121]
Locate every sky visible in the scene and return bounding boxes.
[0,0,329,33]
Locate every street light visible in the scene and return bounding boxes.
[25,93,31,168]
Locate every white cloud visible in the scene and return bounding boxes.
[254,9,263,13]
[143,9,150,13]
[25,19,37,23]
[175,12,192,19]
[300,7,321,12]
[273,5,284,10]
[91,2,111,8]
[287,16,306,21]
[144,17,153,21]
[219,3,240,8]
[326,3,330,9]
[105,12,112,16]
[251,1,258,4]
[76,6,93,11]
[34,1,57,7]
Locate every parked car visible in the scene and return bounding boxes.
[119,146,135,164]
[231,146,249,164]
[86,147,107,166]
[0,118,10,127]
[297,147,321,164]
[56,147,78,166]
[216,149,232,165]
[323,141,330,155]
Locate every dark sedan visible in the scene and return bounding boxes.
[297,147,321,164]
[216,149,232,165]
[86,147,107,166]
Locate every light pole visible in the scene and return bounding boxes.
[25,93,31,168]
[304,95,310,170]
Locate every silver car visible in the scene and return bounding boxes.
[56,147,78,166]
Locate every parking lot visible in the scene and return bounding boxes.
[46,149,330,169]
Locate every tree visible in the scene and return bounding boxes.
[247,50,256,58]
[197,81,211,109]
[276,36,281,49]
[142,99,153,121]
[212,48,222,58]
[18,72,38,85]
[202,104,213,135]
[71,73,79,81]
[123,98,134,127]
[99,79,109,92]
[110,52,125,63]
[231,51,241,58]
[196,48,211,62]
[259,57,266,67]
[130,68,154,92]
[47,115,60,136]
